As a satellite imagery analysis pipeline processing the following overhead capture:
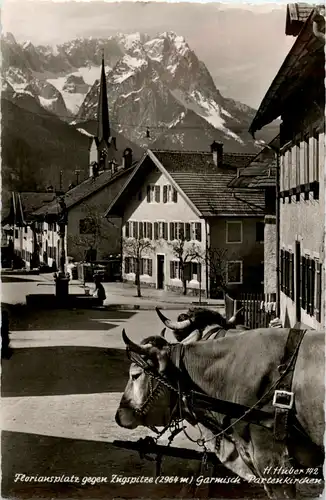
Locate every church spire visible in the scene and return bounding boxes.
[97,51,110,142]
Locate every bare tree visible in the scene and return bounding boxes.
[123,237,155,297]
[195,247,239,299]
[205,248,229,298]
[169,238,200,295]
[67,202,120,262]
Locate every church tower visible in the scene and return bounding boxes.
[89,52,116,177]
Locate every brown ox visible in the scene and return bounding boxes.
[116,328,324,499]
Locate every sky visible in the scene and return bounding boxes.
[1,0,297,107]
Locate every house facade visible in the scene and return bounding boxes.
[106,146,266,297]
[250,3,325,329]
[228,136,278,299]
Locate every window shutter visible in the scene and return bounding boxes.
[163,222,168,240]
[195,222,202,242]
[315,262,322,322]
[139,222,143,239]
[311,259,315,316]
[148,222,153,240]
[125,222,130,238]
[147,185,151,202]
[185,223,191,241]
[301,256,306,310]
[133,222,138,239]
[154,222,159,240]
[289,253,294,299]
[155,186,160,203]
[173,188,178,203]
[170,222,175,240]
[163,185,167,203]
[148,259,153,277]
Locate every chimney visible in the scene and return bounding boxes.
[122,148,133,169]
[210,141,223,167]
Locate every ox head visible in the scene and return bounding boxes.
[156,307,244,342]
[115,330,176,430]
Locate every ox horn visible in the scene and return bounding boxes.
[155,307,191,330]
[227,307,244,326]
[160,328,166,338]
[122,329,148,355]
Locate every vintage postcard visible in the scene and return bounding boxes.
[1,0,325,499]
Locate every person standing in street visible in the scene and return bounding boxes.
[93,275,106,306]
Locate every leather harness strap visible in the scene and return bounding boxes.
[273,328,307,441]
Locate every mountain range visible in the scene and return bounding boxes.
[2,31,278,192]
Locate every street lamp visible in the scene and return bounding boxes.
[54,196,70,303]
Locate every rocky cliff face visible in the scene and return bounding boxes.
[2,31,265,152]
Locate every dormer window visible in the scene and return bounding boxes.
[163,185,178,203]
[147,185,160,203]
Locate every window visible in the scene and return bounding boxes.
[24,226,28,234]
[227,261,242,284]
[163,185,178,203]
[15,229,18,239]
[145,222,153,239]
[125,222,130,238]
[147,185,160,203]
[169,222,175,240]
[190,262,201,281]
[313,129,319,181]
[141,258,153,276]
[170,261,180,279]
[157,222,168,239]
[281,249,294,299]
[226,221,242,243]
[79,217,96,234]
[177,222,185,240]
[256,222,264,243]
[125,257,135,274]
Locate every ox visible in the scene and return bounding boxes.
[155,306,249,343]
[116,327,324,499]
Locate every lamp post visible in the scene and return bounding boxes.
[54,197,70,303]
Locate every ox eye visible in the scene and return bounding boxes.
[131,373,141,381]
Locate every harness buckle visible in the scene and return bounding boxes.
[272,390,294,410]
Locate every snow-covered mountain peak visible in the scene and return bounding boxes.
[2,31,17,44]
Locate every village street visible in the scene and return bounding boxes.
[1,273,265,499]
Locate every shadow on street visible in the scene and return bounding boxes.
[2,431,267,499]
[2,347,129,396]
[2,303,136,331]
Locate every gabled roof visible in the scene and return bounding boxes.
[33,165,135,218]
[250,5,325,135]
[228,137,278,189]
[3,192,57,225]
[105,149,265,219]
[228,162,276,189]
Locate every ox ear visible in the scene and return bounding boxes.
[181,329,202,344]
[160,328,166,338]
[122,329,169,373]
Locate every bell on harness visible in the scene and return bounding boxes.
[273,390,294,410]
